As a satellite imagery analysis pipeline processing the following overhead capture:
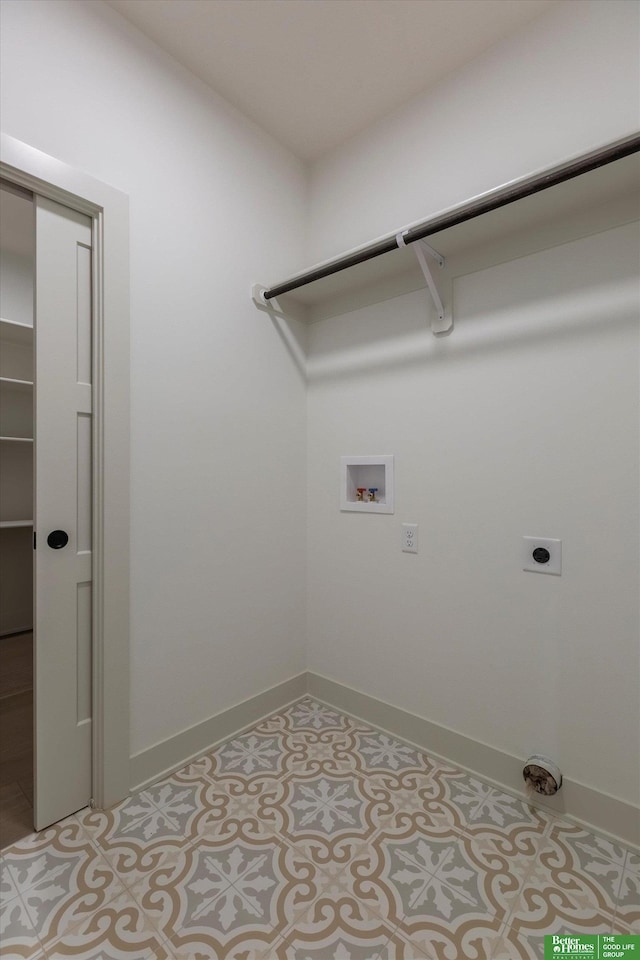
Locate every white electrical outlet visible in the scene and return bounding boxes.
[522,537,562,575]
[402,523,418,554]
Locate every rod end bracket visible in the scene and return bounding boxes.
[251,283,268,307]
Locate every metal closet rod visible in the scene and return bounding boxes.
[263,133,640,301]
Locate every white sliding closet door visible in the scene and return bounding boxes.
[34,196,93,830]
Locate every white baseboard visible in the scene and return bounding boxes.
[130,672,308,792]
[308,672,640,850]
[128,668,639,849]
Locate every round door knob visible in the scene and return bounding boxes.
[47,530,69,550]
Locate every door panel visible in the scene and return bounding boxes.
[34,196,93,830]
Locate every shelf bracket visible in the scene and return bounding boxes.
[400,234,452,334]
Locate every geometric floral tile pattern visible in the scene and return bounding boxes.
[77,774,229,888]
[1,892,44,960]
[274,894,399,958]
[281,700,351,732]
[2,697,638,959]
[213,732,302,781]
[352,732,426,773]
[1,815,124,956]
[256,769,394,869]
[45,888,166,959]
[617,867,640,932]
[132,827,317,958]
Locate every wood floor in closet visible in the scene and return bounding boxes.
[0,632,33,849]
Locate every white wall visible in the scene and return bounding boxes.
[0,0,308,756]
[309,0,640,262]
[1,0,638,813]
[306,0,640,807]
[306,221,639,806]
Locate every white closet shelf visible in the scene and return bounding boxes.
[0,376,34,388]
[0,520,33,529]
[0,318,34,344]
[0,436,34,442]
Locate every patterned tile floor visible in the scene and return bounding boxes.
[1,697,638,959]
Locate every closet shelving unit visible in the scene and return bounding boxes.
[252,134,640,326]
[0,315,34,635]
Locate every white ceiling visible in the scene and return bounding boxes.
[106,0,559,161]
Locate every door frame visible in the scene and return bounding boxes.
[1,133,130,811]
